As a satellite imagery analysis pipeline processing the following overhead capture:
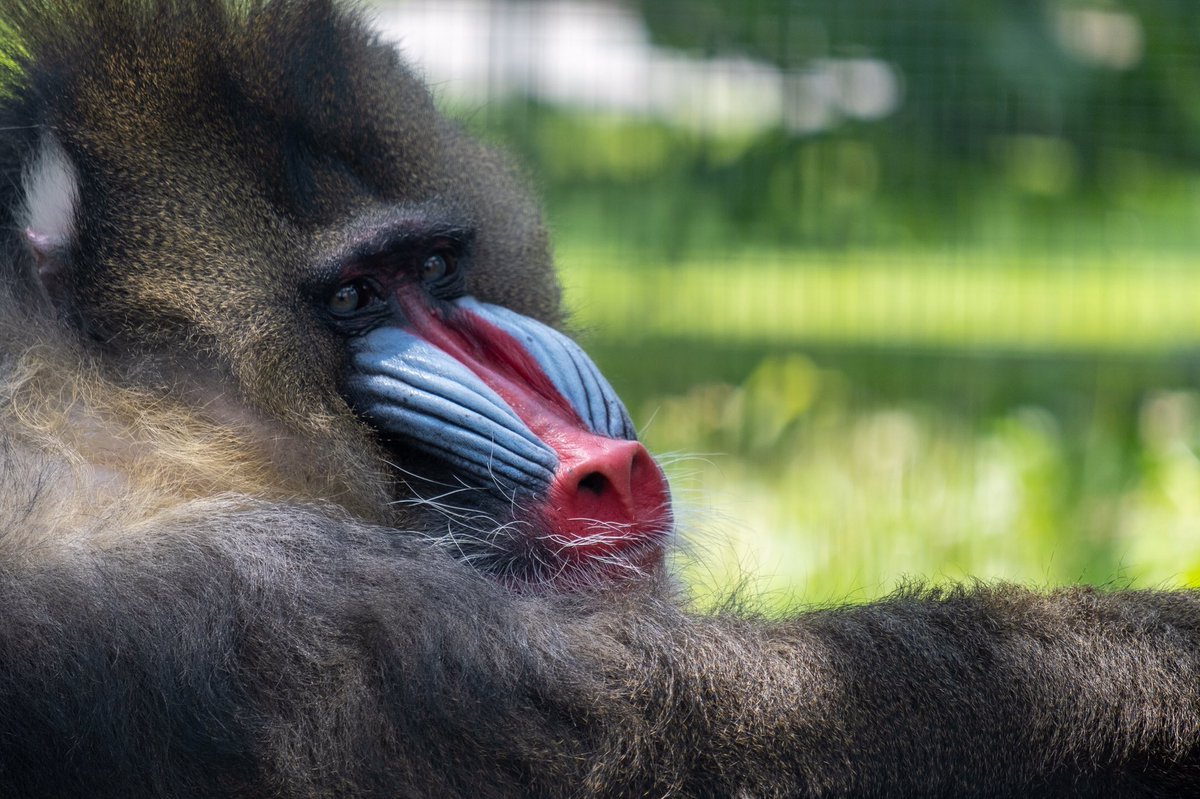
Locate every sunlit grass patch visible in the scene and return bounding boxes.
[653,369,1200,609]
[563,247,1200,352]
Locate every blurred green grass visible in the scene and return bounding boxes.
[560,247,1200,608]
[440,5,1200,609]
[563,247,1200,351]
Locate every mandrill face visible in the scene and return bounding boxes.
[4,0,673,590]
[323,213,674,587]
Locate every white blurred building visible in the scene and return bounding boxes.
[372,0,901,136]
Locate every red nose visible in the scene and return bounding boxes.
[544,433,672,564]
[396,291,673,568]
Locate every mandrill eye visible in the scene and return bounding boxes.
[420,249,459,285]
[418,243,466,299]
[328,280,379,316]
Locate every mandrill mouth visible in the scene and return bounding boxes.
[506,475,674,591]
[348,290,673,590]
[541,435,672,570]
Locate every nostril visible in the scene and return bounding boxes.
[577,472,609,496]
[543,436,673,564]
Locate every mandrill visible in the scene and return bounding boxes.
[0,1,1196,797]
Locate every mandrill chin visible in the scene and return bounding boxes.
[0,1,1196,798]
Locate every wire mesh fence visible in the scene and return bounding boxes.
[376,0,1200,603]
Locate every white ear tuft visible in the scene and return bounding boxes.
[21,134,80,277]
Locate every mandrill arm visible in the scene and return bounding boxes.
[0,503,1196,797]
[595,587,1200,796]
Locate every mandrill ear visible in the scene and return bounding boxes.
[20,134,79,304]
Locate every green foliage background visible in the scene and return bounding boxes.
[438,0,1200,605]
[445,1,1200,607]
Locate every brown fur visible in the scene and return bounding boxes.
[0,2,1196,797]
